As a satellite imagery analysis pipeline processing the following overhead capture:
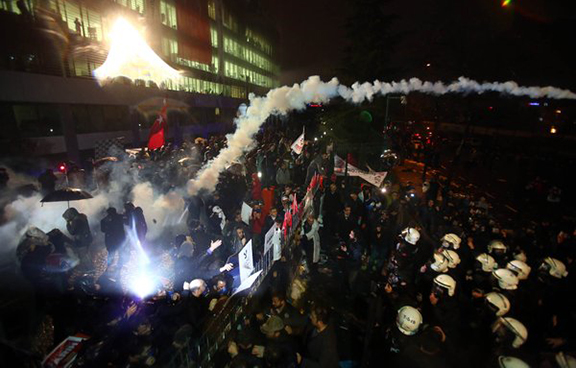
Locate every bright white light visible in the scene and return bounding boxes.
[94,18,181,86]
[130,271,156,299]
[426,63,431,67]
[49,129,54,133]
[124,220,157,298]
[381,187,387,193]
[314,137,318,141]
[257,171,262,178]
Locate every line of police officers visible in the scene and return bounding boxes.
[380,227,572,368]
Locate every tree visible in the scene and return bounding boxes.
[339,0,398,84]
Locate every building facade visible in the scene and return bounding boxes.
[0,0,280,160]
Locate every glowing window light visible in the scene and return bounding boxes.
[94,18,181,86]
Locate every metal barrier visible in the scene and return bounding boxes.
[167,185,320,367]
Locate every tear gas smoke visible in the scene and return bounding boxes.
[188,76,576,195]
[0,160,185,261]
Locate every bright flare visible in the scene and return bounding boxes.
[94,18,180,86]
[501,0,512,7]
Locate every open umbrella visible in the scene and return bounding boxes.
[135,97,189,116]
[41,188,93,208]
[93,156,119,167]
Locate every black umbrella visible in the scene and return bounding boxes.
[41,188,93,207]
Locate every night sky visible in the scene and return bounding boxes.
[262,0,576,88]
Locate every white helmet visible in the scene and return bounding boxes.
[493,317,528,348]
[476,253,496,272]
[541,257,569,279]
[441,249,461,269]
[556,352,576,368]
[430,253,449,273]
[514,250,527,263]
[493,268,519,290]
[488,240,507,254]
[396,306,423,336]
[433,274,456,297]
[498,356,530,368]
[401,227,420,245]
[506,260,531,281]
[441,233,461,250]
[485,292,511,317]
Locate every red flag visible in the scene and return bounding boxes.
[308,173,318,192]
[285,208,292,228]
[291,194,298,215]
[148,103,168,150]
[319,175,324,190]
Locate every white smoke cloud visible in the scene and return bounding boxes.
[0,160,186,260]
[187,76,576,195]
[130,182,187,240]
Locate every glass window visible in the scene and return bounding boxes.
[85,9,103,41]
[13,104,61,137]
[162,38,178,60]
[210,26,218,48]
[1,0,34,15]
[160,0,177,29]
[208,0,216,20]
[130,0,144,14]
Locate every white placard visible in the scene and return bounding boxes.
[264,223,277,255]
[273,227,282,261]
[238,240,254,283]
[233,270,263,296]
[241,202,252,225]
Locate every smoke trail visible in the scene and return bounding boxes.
[188,76,576,194]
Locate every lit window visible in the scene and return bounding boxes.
[208,0,216,20]
[210,27,218,47]
[160,0,177,29]
[2,0,35,14]
[130,0,144,14]
[162,38,178,60]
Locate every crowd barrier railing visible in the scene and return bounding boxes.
[167,183,321,368]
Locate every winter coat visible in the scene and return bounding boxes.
[301,324,339,368]
[100,213,126,252]
[276,167,291,186]
[66,213,92,248]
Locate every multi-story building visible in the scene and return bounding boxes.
[0,0,280,160]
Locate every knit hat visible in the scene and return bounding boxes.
[260,315,284,335]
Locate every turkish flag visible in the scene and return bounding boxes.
[148,103,168,150]
[291,194,298,215]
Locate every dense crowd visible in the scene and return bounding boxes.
[2,119,576,368]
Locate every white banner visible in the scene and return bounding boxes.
[264,223,277,255]
[238,240,254,283]
[273,226,282,261]
[334,154,387,187]
[291,129,305,155]
[358,171,387,188]
[241,202,252,225]
[233,270,263,296]
[334,154,363,176]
